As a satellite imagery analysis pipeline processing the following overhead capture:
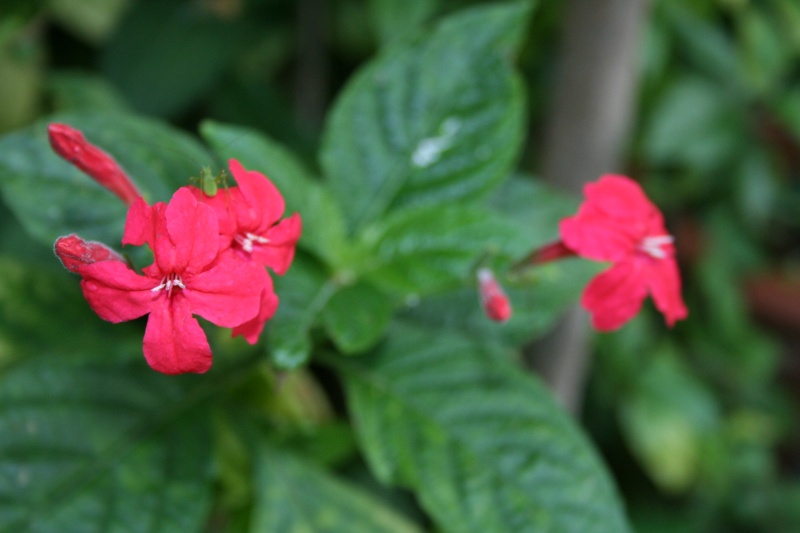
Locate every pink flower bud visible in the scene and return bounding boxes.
[48,123,141,205]
[477,268,512,322]
[54,234,125,274]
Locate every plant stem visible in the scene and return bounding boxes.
[530,0,652,414]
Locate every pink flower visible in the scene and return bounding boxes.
[48,123,141,205]
[559,175,688,331]
[477,268,512,322]
[191,159,301,342]
[78,188,266,374]
[54,234,125,274]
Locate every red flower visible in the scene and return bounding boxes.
[559,175,688,331]
[192,159,301,275]
[47,123,141,205]
[78,188,266,374]
[477,268,512,322]
[191,159,301,342]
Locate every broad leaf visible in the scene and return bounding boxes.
[0,112,211,246]
[200,120,350,267]
[100,0,253,116]
[0,258,142,363]
[0,357,214,533]
[400,259,598,349]
[335,324,632,533]
[251,439,423,533]
[489,174,579,252]
[267,255,335,369]
[322,281,394,354]
[321,1,530,231]
[357,204,522,295]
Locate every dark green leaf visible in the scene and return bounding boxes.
[660,3,741,86]
[49,71,132,113]
[321,2,530,231]
[401,259,598,349]
[335,324,632,533]
[268,256,335,369]
[322,281,394,354]
[0,112,211,246]
[489,174,578,251]
[0,258,142,363]
[47,0,128,43]
[100,0,252,116]
[618,349,721,493]
[357,204,522,295]
[200,120,350,267]
[0,357,214,533]
[251,439,423,533]
[369,0,437,46]
[642,76,742,172]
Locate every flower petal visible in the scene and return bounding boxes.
[250,213,302,275]
[232,281,279,344]
[584,175,661,224]
[184,253,265,327]
[122,197,156,247]
[560,212,639,262]
[581,260,648,331]
[646,257,689,327]
[189,185,238,241]
[142,295,212,375]
[560,175,668,262]
[162,188,220,275]
[228,159,285,232]
[80,261,156,322]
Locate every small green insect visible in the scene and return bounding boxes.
[192,167,228,197]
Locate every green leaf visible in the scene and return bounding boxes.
[401,259,599,349]
[738,7,791,94]
[47,0,129,43]
[369,0,437,46]
[0,258,142,363]
[200,120,350,267]
[268,256,336,369]
[321,1,530,231]
[335,324,632,533]
[618,349,721,493]
[322,281,394,354]
[660,3,741,86]
[49,71,132,113]
[251,439,423,533]
[0,356,214,533]
[357,204,521,295]
[0,112,212,246]
[489,174,578,251]
[100,0,253,116]
[642,75,743,172]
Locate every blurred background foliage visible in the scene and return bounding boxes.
[1,0,800,532]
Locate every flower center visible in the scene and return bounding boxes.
[152,273,186,296]
[234,232,269,253]
[638,235,674,260]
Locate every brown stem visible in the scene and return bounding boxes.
[528,0,652,414]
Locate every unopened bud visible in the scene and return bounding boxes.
[477,268,512,322]
[54,234,124,274]
[48,123,141,205]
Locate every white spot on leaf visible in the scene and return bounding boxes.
[411,118,461,168]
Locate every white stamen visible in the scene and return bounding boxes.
[234,232,270,254]
[639,235,674,259]
[151,274,186,295]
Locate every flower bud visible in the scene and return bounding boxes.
[54,234,125,274]
[477,268,512,322]
[48,123,141,205]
